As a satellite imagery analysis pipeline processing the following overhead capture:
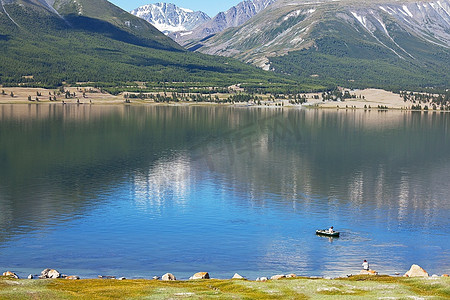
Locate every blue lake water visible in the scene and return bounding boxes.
[0,104,449,279]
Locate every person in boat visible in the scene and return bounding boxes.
[328,226,334,233]
[362,260,369,270]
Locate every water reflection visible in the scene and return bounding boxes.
[0,105,449,277]
[132,155,191,210]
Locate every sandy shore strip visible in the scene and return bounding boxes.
[304,89,407,109]
[0,87,443,111]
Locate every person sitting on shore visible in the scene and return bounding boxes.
[328,226,334,233]
[362,260,369,270]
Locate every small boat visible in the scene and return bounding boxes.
[316,229,340,237]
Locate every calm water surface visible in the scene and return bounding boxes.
[0,104,449,279]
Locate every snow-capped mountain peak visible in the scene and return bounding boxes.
[172,0,278,45]
[130,3,210,34]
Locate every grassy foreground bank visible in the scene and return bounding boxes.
[0,276,449,299]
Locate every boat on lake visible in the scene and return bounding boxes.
[316,229,340,237]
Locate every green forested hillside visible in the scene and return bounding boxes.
[0,0,304,90]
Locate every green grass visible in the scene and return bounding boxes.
[1,276,449,299]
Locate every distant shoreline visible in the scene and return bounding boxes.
[0,87,446,112]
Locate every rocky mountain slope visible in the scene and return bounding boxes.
[171,0,277,46]
[130,3,210,34]
[192,0,450,89]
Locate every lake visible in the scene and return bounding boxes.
[0,104,449,279]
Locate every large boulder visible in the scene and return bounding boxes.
[270,274,286,280]
[404,265,429,277]
[40,269,60,279]
[232,273,244,279]
[286,273,297,278]
[2,271,19,279]
[190,272,210,280]
[162,273,176,281]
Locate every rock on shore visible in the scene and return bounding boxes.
[404,265,429,277]
[360,270,378,275]
[256,277,268,282]
[2,271,19,279]
[40,269,61,279]
[190,272,210,280]
[162,273,176,281]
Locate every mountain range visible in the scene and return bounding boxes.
[0,0,289,88]
[170,0,277,46]
[1,0,449,91]
[188,0,450,90]
[128,1,277,46]
[130,3,210,34]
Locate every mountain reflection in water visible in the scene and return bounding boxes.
[0,105,449,278]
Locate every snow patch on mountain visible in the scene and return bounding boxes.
[130,3,210,34]
[172,0,277,45]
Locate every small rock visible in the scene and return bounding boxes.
[28,274,34,279]
[152,276,160,280]
[360,270,378,276]
[190,272,210,280]
[286,273,297,278]
[65,276,80,280]
[442,274,449,277]
[256,277,268,282]
[270,274,285,280]
[324,276,333,280]
[432,274,439,278]
[117,277,126,280]
[2,271,19,279]
[404,264,429,277]
[162,273,176,281]
[232,273,244,279]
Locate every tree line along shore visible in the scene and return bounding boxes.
[1,86,449,111]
